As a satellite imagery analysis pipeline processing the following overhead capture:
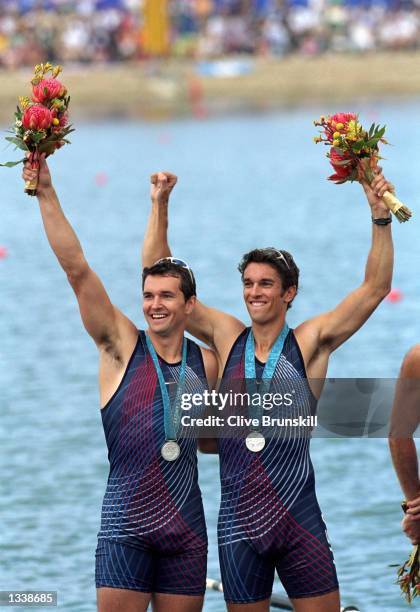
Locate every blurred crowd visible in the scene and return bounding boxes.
[0,0,419,68]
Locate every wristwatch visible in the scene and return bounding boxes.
[372,216,392,225]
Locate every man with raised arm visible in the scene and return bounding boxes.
[389,346,420,545]
[23,157,217,612]
[143,171,394,612]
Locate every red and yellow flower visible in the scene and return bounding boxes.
[313,111,412,222]
[22,104,53,130]
[32,78,67,104]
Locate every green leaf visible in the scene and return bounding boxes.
[5,136,29,151]
[332,159,352,166]
[0,158,26,167]
[31,132,46,144]
[333,147,345,155]
[351,140,365,152]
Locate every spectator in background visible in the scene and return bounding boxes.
[0,0,419,67]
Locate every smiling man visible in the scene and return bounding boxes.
[143,170,394,612]
[22,157,217,612]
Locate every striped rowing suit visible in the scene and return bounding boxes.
[218,327,338,603]
[95,330,208,595]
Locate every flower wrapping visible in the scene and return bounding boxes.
[1,63,74,196]
[314,113,412,222]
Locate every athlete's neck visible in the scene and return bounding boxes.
[146,328,184,363]
[252,317,287,361]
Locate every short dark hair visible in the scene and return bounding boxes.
[238,248,299,309]
[142,261,196,302]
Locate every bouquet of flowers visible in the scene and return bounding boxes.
[1,62,74,196]
[397,501,420,603]
[314,112,411,222]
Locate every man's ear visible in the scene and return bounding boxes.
[185,295,197,315]
[283,285,297,306]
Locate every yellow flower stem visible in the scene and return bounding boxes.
[359,158,412,223]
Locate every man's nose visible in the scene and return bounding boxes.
[151,295,162,309]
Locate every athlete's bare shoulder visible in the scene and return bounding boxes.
[400,345,420,377]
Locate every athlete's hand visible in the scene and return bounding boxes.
[22,152,53,195]
[402,514,420,545]
[358,165,395,218]
[150,171,177,206]
[405,495,420,519]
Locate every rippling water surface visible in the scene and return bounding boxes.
[2,103,420,611]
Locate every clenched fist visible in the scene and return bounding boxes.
[150,171,177,206]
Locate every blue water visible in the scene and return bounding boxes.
[2,103,420,611]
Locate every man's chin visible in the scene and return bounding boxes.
[147,319,172,334]
[248,309,277,326]
[247,306,268,323]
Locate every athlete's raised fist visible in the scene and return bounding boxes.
[150,171,177,206]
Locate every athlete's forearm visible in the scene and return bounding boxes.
[363,220,393,298]
[389,437,420,500]
[37,186,87,277]
[142,200,171,268]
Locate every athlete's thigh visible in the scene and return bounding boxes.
[155,545,207,597]
[227,598,270,612]
[97,587,151,612]
[95,539,155,594]
[219,539,275,604]
[290,589,340,612]
[152,593,204,612]
[275,508,338,601]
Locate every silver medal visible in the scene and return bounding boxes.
[245,431,266,453]
[161,440,181,462]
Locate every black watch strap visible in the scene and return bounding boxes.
[372,216,392,225]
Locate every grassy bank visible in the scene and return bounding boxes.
[0,52,419,124]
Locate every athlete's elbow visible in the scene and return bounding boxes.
[363,281,392,304]
[66,258,90,288]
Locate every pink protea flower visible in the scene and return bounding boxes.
[32,78,66,103]
[22,104,53,130]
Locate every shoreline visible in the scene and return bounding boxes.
[1,53,420,123]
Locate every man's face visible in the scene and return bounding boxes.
[143,274,195,336]
[242,262,295,324]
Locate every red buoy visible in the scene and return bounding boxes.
[386,288,403,303]
[95,172,108,187]
[0,246,7,259]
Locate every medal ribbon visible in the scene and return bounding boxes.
[245,324,289,427]
[145,333,187,442]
